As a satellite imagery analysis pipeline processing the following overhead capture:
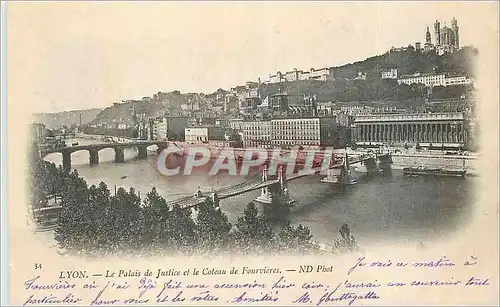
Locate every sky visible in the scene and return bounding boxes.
[6,2,498,113]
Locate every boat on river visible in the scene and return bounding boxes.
[403,166,466,177]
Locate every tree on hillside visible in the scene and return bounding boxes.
[97,187,143,253]
[332,223,360,254]
[54,170,90,253]
[277,222,317,254]
[141,187,170,250]
[196,198,232,253]
[234,202,274,254]
[84,182,113,251]
[167,204,197,254]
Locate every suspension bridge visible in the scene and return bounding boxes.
[165,153,379,209]
[30,151,392,232]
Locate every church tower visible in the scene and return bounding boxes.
[434,20,441,46]
[451,17,459,49]
[425,26,431,44]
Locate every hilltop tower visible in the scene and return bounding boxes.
[434,20,441,46]
[451,17,459,48]
[425,26,431,44]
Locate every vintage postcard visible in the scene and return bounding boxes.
[2,1,499,306]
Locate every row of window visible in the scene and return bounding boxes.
[244,131,320,138]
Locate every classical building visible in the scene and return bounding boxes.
[354,112,469,149]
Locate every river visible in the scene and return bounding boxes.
[41,138,477,248]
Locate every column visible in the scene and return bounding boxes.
[391,124,395,142]
[450,123,455,143]
[438,123,443,143]
[445,123,449,143]
[432,124,437,143]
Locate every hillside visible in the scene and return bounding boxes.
[257,47,477,105]
[32,108,103,129]
[90,91,195,125]
[333,46,477,80]
[70,47,478,127]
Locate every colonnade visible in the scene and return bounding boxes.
[356,122,467,144]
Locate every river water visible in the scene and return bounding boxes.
[42,138,477,248]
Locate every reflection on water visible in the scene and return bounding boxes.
[43,138,476,247]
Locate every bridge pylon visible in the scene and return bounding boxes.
[254,164,273,204]
[377,152,393,173]
[363,156,378,174]
[278,165,297,206]
[115,148,125,163]
[89,149,99,166]
[255,165,297,206]
[62,151,71,172]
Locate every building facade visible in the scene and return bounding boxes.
[397,73,473,87]
[241,120,272,148]
[148,116,188,141]
[354,113,468,148]
[185,126,226,144]
[268,67,335,83]
[240,117,338,148]
[381,68,399,79]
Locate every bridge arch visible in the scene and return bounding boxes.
[40,141,165,171]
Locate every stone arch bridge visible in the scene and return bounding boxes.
[39,141,168,171]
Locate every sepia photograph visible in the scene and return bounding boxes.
[3,1,499,306]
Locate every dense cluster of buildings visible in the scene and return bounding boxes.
[138,91,474,150]
[51,16,476,151]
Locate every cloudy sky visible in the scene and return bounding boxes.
[6,2,498,113]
